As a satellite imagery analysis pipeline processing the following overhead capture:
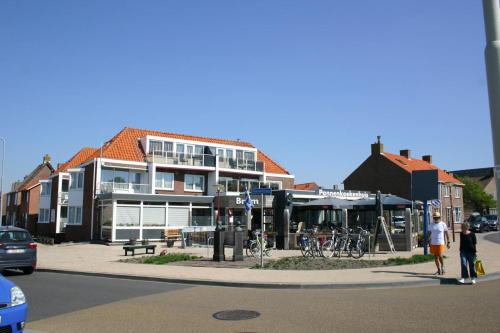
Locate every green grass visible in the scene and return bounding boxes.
[253,254,437,270]
[120,253,202,265]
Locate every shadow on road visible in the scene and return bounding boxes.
[372,270,459,285]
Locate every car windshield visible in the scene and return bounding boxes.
[468,216,481,223]
[485,215,497,220]
[0,231,32,242]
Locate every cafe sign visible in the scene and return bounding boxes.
[316,189,371,199]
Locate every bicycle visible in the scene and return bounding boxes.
[333,227,354,258]
[246,230,272,258]
[299,226,322,257]
[350,226,370,259]
[321,227,341,258]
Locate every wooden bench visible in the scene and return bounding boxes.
[123,244,157,256]
[162,228,184,247]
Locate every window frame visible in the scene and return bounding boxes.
[155,171,175,190]
[184,174,205,192]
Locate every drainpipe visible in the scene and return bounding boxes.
[90,158,97,240]
[483,0,500,216]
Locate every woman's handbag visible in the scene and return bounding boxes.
[475,258,485,276]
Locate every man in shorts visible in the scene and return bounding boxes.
[429,211,450,275]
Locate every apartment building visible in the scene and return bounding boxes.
[344,137,464,225]
[38,127,294,242]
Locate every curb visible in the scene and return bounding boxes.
[35,268,500,290]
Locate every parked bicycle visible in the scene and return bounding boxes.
[246,230,272,258]
[333,227,371,259]
[321,227,341,258]
[299,226,322,257]
[350,226,370,259]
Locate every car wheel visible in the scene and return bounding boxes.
[22,267,34,275]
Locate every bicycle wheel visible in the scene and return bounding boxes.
[250,242,261,257]
[245,240,254,257]
[334,238,345,258]
[299,237,310,257]
[321,240,335,258]
[351,239,364,259]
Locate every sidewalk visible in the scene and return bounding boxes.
[36,232,500,288]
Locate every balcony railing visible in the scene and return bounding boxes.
[146,151,216,168]
[100,182,151,194]
[58,192,69,205]
[218,157,264,172]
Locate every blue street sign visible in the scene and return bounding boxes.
[251,188,272,195]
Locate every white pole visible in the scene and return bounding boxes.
[483,0,500,216]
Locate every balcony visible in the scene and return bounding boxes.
[218,157,264,172]
[146,152,216,168]
[100,182,151,194]
[58,192,69,205]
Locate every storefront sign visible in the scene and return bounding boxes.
[316,189,370,199]
[236,197,259,206]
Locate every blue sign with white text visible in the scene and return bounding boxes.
[251,188,272,195]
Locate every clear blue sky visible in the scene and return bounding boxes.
[0,0,493,192]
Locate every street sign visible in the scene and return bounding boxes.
[251,188,272,195]
[411,170,439,201]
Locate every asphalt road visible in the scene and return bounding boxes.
[5,271,500,333]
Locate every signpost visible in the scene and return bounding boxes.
[411,170,439,255]
[252,187,272,268]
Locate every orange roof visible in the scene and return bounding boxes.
[383,152,463,185]
[294,182,320,190]
[56,147,99,173]
[67,127,289,175]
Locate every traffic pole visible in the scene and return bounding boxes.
[261,193,264,268]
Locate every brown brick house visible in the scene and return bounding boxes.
[2,155,54,234]
[344,138,464,225]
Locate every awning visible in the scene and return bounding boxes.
[300,197,354,209]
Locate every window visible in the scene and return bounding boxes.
[446,207,452,224]
[454,207,462,223]
[226,149,233,160]
[185,174,204,192]
[38,208,50,223]
[455,187,461,198]
[41,182,52,195]
[149,140,163,155]
[70,172,84,190]
[217,148,225,162]
[68,206,82,225]
[244,151,255,161]
[155,172,174,190]
[176,144,185,159]
[442,185,450,197]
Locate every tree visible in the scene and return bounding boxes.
[459,177,496,213]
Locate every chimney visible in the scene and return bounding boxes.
[399,149,411,159]
[371,136,384,155]
[43,154,51,164]
[422,155,432,164]
[57,163,62,169]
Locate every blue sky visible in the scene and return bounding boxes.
[0,0,493,192]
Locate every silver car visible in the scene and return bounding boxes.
[0,227,37,274]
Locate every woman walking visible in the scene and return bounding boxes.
[458,222,477,284]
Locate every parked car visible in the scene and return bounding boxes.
[0,227,37,274]
[0,274,28,332]
[485,214,498,231]
[467,215,489,233]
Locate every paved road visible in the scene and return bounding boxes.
[484,231,500,244]
[6,271,500,333]
[4,270,190,322]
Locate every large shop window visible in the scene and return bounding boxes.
[168,207,189,227]
[185,174,204,192]
[116,206,140,227]
[143,206,166,227]
[192,208,212,226]
[155,172,174,190]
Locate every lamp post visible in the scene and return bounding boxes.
[483,0,500,217]
[0,137,4,226]
[212,183,225,261]
[212,184,224,230]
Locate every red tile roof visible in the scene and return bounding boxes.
[294,182,320,190]
[56,147,99,173]
[66,127,289,175]
[383,152,463,185]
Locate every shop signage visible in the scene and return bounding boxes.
[236,197,259,206]
[316,189,370,199]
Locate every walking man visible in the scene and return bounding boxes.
[429,211,450,275]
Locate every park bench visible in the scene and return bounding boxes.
[161,228,184,247]
[123,244,157,256]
